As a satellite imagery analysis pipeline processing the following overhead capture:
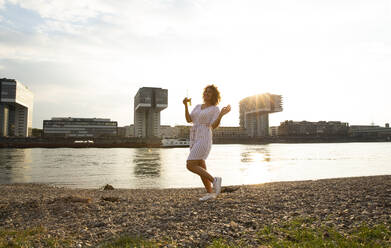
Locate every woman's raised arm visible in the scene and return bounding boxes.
[183,98,192,123]
[211,105,231,129]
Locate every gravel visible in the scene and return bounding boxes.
[1,175,391,247]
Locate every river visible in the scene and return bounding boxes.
[1,143,390,189]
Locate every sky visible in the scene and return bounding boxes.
[0,0,390,129]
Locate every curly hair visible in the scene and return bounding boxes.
[203,84,221,106]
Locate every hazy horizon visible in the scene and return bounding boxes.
[1,0,390,129]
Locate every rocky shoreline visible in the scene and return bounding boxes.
[1,175,391,247]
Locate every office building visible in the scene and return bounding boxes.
[134,87,168,138]
[349,124,391,138]
[239,93,283,137]
[269,126,279,136]
[175,125,191,139]
[43,117,117,138]
[160,125,180,138]
[0,78,34,137]
[213,126,246,138]
[118,125,134,137]
[278,120,349,136]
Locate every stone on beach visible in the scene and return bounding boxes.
[103,184,115,190]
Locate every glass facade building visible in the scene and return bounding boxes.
[0,78,34,137]
[43,117,117,138]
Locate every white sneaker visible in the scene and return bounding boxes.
[213,177,222,195]
[199,193,216,201]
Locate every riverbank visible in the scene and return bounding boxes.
[0,137,161,148]
[1,136,390,148]
[1,175,391,247]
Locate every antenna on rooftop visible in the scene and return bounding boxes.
[370,113,375,126]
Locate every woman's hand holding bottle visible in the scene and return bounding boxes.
[183,97,192,106]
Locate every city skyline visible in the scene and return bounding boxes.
[1,0,390,129]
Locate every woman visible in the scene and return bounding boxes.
[183,85,231,201]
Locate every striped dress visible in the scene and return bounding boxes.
[187,104,220,161]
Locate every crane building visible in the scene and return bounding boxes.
[239,93,283,137]
[134,87,168,138]
[0,78,34,137]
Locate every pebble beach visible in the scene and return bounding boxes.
[1,175,391,247]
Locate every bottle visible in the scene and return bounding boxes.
[186,89,191,106]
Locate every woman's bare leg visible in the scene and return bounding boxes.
[199,160,213,193]
[186,160,214,189]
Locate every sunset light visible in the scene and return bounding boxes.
[1,1,391,247]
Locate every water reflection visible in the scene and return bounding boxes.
[0,149,32,183]
[133,148,161,178]
[240,147,271,163]
[236,145,273,184]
